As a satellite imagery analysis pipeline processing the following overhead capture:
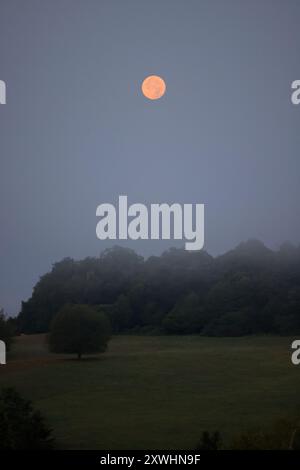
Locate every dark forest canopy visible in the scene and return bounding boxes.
[17,240,300,336]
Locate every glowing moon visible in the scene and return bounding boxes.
[142,75,166,100]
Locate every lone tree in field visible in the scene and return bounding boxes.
[48,304,111,360]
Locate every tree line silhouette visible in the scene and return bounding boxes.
[17,239,300,336]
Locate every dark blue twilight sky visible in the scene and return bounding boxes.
[0,0,300,314]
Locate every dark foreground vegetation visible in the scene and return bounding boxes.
[17,240,300,335]
[0,387,53,450]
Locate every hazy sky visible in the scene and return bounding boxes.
[1,0,300,314]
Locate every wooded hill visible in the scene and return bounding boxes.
[17,240,300,336]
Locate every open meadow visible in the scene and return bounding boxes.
[0,334,299,449]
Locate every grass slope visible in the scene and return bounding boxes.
[0,334,299,449]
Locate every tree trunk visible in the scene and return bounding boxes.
[77,352,82,360]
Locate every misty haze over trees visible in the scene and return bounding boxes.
[17,240,300,336]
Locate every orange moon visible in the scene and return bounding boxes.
[141,75,166,100]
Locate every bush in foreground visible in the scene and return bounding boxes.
[196,431,222,450]
[48,304,111,360]
[0,387,53,450]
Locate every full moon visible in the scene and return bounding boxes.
[141,75,166,100]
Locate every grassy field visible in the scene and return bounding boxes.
[0,334,299,449]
